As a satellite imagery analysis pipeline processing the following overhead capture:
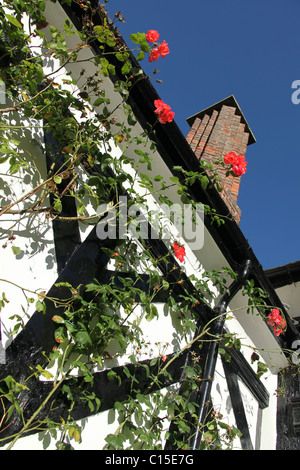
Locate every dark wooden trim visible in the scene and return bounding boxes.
[276,367,300,450]
[44,129,81,274]
[265,261,300,289]
[0,351,188,447]
[223,346,269,410]
[222,356,254,450]
[1,226,115,373]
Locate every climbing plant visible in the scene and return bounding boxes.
[0,0,288,450]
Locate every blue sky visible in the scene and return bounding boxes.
[106,0,300,270]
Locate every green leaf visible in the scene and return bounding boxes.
[256,361,268,378]
[107,371,121,386]
[73,429,81,442]
[200,175,209,190]
[5,14,22,29]
[62,384,73,401]
[130,33,139,44]
[53,175,62,184]
[35,63,44,84]
[68,426,81,442]
[52,315,64,324]
[121,63,130,75]
[93,97,108,107]
[11,246,21,256]
[53,198,62,213]
[127,111,137,125]
[154,175,163,182]
[9,164,20,175]
[116,173,129,184]
[115,53,125,62]
[173,165,183,172]
[105,433,124,450]
[180,193,190,204]
[75,330,92,346]
[145,304,158,322]
[177,420,190,434]
[36,365,53,380]
[140,41,150,53]
[136,51,144,61]
[77,203,85,215]
[134,149,147,157]
[36,300,45,312]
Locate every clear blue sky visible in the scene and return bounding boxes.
[106,0,300,270]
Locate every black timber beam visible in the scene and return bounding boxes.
[222,357,254,450]
[44,129,82,274]
[0,351,188,447]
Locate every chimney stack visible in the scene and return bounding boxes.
[186,96,255,224]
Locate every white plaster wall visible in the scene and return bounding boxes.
[275,282,300,320]
[0,115,58,347]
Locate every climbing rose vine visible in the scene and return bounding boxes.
[154,99,175,124]
[267,308,286,336]
[223,151,247,176]
[0,2,289,451]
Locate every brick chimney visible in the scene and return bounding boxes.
[186,95,255,224]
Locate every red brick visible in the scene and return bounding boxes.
[186,97,255,224]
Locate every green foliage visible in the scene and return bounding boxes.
[0,0,276,451]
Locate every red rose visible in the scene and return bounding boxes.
[154,99,175,124]
[148,39,170,62]
[158,40,169,58]
[148,47,161,62]
[268,308,281,324]
[267,309,286,336]
[146,30,160,43]
[172,242,186,263]
[223,151,236,165]
[223,151,247,176]
[232,158,247,176]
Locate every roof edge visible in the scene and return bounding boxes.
[265,260,300,288]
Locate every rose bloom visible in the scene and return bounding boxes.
[268,308,282,324]
[232,156,247,176]
[148,47,161,62]
[172,242,186,263]
[223,151,247,176]
[267,309,286,336]
[148,39,170,62]
[146,29,160,43]
[158,40,169,57]
[223,151,237,165]
[154,99,175,124]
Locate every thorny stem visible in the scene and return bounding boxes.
[0,81,54,114]
[0,278,73,306]
[5,375,66,450]
[0,177,53,217]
